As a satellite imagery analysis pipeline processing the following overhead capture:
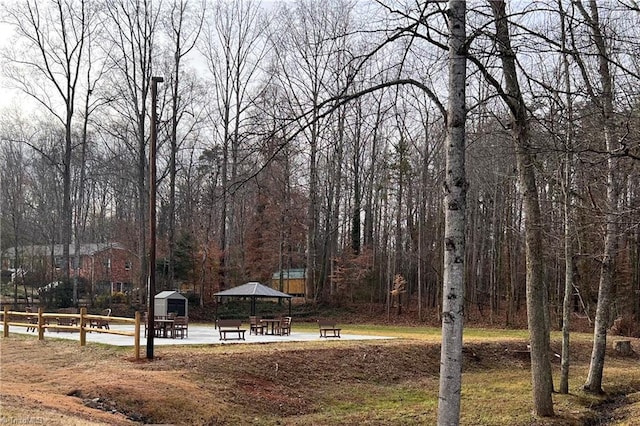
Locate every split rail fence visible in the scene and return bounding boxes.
[1,306,141,359]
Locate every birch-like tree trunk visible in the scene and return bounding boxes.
[437,1,466,424]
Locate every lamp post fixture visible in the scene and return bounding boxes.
[147,76,163,360]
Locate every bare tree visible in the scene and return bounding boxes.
[0,121,29,307]
[487,0,555,416]
[102,0,161,300]
[572,0,621,394]
[200,0,268,289]
[163,0,204,289]
[4,0,92,302]
[557,0,577,395]
[269,0,361,300]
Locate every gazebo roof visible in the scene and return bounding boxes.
[214,281,292,299]
[214,282,293,317]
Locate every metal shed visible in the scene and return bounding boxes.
[154,291,188,317]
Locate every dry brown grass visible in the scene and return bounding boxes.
[1,331,639,425]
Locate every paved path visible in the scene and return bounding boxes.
[7,323,394,347]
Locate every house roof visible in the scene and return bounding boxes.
[214,281,292,299]
[2,242,128,259]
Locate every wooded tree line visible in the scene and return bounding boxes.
[1,0,639,326]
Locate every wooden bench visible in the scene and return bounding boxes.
[217,319,246,341]
[318,320,341,338]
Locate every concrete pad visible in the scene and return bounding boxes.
[7,323,395,347]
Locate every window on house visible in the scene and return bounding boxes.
[104,258,111,269]
[54,257,63,270]
[125,260,132,271]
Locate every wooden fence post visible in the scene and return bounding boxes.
[134,311,140,360]
[38,308,44,340]
[3,306,8,337]
[80,307,87,346]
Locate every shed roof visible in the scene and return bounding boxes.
[214,281,292,299]
[271,268,306,280]
[154,291,187,300]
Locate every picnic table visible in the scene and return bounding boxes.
[154,317,175,338]
[260,318,281,335]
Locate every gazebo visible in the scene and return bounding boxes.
[214,281,293,319]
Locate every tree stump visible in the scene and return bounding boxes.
[613,340,633,356]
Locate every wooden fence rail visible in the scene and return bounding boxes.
[1,306,141,359]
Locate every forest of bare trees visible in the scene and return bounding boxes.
[1,0,639,333]
[2,0,640,421]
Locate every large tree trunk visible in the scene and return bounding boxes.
[489,0,554,416]
[168,51,179,291]
[517,123,555,416]
[63,118,72,288]
[74,60,94,307]
[575,0,620,394]
[363,102,383,248]
[559,116,576,394]
[137,117,148,301]
[437,1,466,424]
[306,113,319,301]
[584,153,617,393]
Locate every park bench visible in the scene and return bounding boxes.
[217,319,246,341]
[318,319,341,338]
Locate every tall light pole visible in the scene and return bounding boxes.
[147,76,163,360]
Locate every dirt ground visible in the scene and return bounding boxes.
[1,333,639,425]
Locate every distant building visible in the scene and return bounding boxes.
[271,268,306,296]
[1,242,138,295]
